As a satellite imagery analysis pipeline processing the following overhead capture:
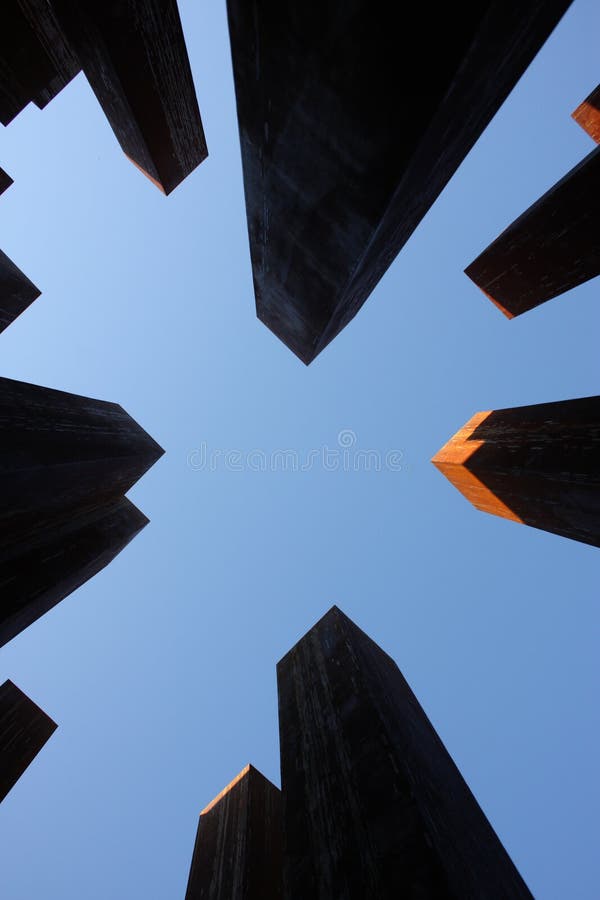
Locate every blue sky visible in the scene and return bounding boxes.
[1,2,599,897]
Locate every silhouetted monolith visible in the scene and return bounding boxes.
[0,679,57,802]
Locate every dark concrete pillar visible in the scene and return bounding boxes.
[572,84,600,143]
[278,607,532,899]
[0,679,57,802]
[185,764,282,900]
[51,0,207,194]
[0,249,41,334]
[0,376,163,646]
[226,1,571,362]
[465,147,600,317]
[432,396,600,547]
[0,168,13,195]
[0,0,79,125]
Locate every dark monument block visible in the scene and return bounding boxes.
[227,1,571,362]
[185,764,283,900]
[0,0,79,125]
[51,0,208,195]
[0,249,41,334]
[0,497,148,648]
[278,607,532,898]
[0,376,164,645]
[0,167,13,195]
[572,84,600,143]
[465,147,600,317]
[432,396,600,547]
[0,679,57,802]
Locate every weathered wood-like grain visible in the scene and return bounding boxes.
[227,1,571,363]
[572,84,600,143]
[465,147,600,316]
[432,396,600,546]
[0,679,57,803]
[52,0,207,194]
[0,249,41,333]
[277,607,532,899]
[0,376,163,646]
[185,764,283,900]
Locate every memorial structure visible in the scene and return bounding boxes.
[432,396,600,547]
[0,679,57,802]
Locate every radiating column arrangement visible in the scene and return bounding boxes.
[0,376,164,647]
[0,679,57,803]
[432,396,600,547]
[226,1,571,362]
[572,84,600,143]
[185,607,531,898]
[185,764,283,900]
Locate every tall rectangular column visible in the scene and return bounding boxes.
[0,679,57,802]
[277,607,531,899]
[185,764,282,899]
[432,396,600,547]
[227,1,570,362]
[0,249,41,334]
[465,147,600,317]
[0,376,163,645]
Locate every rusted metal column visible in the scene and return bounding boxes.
[572,84,600,143]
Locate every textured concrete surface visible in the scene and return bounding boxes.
[433,396,600,547]
[0,679,57,803]
[278,607,532,899]
[185,764,282,900]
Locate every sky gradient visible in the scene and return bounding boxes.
[0,2,599,897]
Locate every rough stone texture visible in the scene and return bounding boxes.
[572,84,600,143]
[432,396,600,547]
[52,0,207,194]
[0,167,13,195]
[0,679,57,803]
[226,1,571,363]
[465,146,600,317]
[185,764,283,900]
[278,607,532,899]
[0,249,41,333]
[0,376,164,646]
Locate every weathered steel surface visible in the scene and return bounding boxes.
[52,0,207,195]
[465,147,600,317]
[185,764,282,900]
[226,1,571,363]
[0,679,57,803]
[0,376,164,646]
[277,607,532,899]
[572,84,600,143]
[0,249,41,333]
[432,396,600,547]
[0,168,13,195]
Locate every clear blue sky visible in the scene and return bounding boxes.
[1,2,599,897]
